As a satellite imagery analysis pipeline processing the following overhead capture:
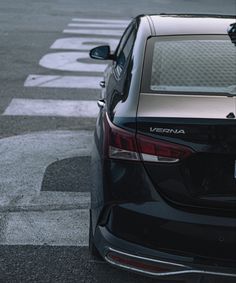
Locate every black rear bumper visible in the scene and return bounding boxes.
[106,202,236,263]
[94,225,236,280]
[92,201,236,279]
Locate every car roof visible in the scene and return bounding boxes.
[142,14,236,36]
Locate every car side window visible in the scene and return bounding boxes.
[115,23,136,78]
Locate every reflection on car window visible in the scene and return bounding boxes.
[148,36,236,95]
[115,28,136,77]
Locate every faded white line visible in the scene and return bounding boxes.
[3,99,99,117]
[50,37,119,51]
[72,18,129,24]
[63,29,123,36]
[24,75,102,89]
[39,52,107,72]
[0,191,91,212]
[0,209,89,246]
[68,23,127,29]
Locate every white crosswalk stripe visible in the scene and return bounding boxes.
[39,52,107,72]
[3,99,99,117]
[24,75,102,89]
[68,23,127,28]
[1,208,89,246]
[63,28,123,36]
[50,37,119,51]
[72,18,129,24]
[0,191,90,246]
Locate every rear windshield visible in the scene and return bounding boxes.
[142,35,236,95]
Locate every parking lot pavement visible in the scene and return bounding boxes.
[0,0,235,282]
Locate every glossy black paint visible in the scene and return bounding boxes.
[107,203,236,263]
[89,14,236,278]
[137,117,236,212]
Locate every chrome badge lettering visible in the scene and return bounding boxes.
[150,127,186,134]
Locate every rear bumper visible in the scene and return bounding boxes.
[91,149,236,278]
[106,202,236,263]
[94,225,236,279]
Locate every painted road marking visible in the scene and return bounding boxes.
[0,131,93,246]
[23,17,126,90]
[3,99,99,117]
[51,37,119,51]
[0,209,89,246]
[72,18,129,24]
[63,28,123,36]
[68,23,127,29]
[0,191,90,212]
[24,75,102,89]
[39,52,106,72]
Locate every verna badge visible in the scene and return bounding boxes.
[150,127,186,135]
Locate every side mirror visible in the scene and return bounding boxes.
[89,45,114,60]
[228,23,236,46]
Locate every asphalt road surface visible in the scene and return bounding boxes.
[0,0,235,282]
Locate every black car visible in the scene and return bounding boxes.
[89,14,236,280]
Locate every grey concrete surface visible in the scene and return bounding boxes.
[0,245,234,283]
[0,246,191,283]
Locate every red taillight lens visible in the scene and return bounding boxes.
[105,114,194,162]
[136,134,193,163]
[104,114,140,161]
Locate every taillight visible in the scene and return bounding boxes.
[105,113,139,161]
[105,114,194,163]
[136,134,193,163]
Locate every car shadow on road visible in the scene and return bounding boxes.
[41,156,91,193]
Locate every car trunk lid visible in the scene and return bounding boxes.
[136,93,236,213]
